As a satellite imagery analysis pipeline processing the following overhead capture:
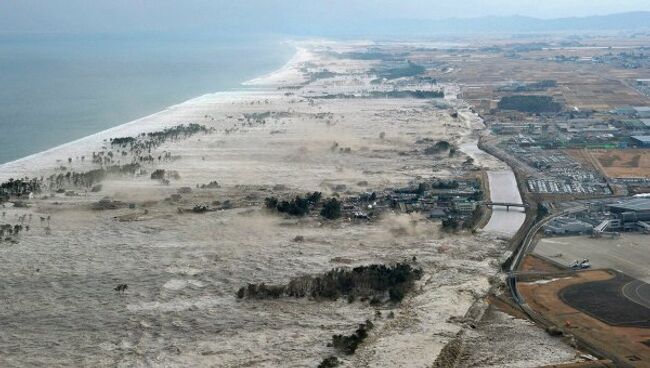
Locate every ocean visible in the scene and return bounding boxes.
[0,34,293,164]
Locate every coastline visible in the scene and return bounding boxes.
[0,38,526,237]
[241,46,309,86]
[0,46,302,181]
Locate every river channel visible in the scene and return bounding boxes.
[460,140,526,237]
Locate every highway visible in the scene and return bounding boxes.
[507,205,586,303]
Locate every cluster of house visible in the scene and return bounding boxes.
[340,178,483,221]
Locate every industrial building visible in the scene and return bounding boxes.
[606,198,650,221]
[630,135,650,147]
[633,106,650,118]
[544,217,594,235]
[611,106,637,115]
[546,198,650,236]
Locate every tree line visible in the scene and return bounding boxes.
[237,263,422,303]
[264,192,342,220]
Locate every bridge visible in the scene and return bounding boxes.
[483,201,529,211]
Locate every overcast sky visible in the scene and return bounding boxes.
[1,0,650,34]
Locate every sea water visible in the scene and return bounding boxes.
[0,34,293,164]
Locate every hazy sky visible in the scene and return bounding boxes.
[1,0,650,34]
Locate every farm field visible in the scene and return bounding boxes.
[567,149,650,178]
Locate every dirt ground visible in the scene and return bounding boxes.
[519,270,650,367]
[539,361,616,368]
[521,254,566,274]
[591,149,650,179]
[567,149,650,179]
[429,43,650,112]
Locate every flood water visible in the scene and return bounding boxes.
[483,170,526,237]
[459,140,526,237]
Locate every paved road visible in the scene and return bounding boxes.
[508,206,586,304]
[622,279,650,309]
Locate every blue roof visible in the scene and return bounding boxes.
[631,135,650,143]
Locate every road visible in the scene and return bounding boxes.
[508,205,586,302]
[622,279,650,309]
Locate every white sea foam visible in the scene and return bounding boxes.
[242,47,310,86]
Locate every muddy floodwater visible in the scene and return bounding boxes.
[458,140,525,237]
[0,41,565,368]
[483,170,526,237]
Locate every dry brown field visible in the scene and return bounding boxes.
[519,270,650,367]
[567,149,650,178]
[422,45,650,111]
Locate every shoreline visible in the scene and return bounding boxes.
[1,40,527,239]
[0,46,302,179]
[241,46,307,86]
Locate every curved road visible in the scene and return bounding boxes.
[508,205,586,302]
[622,279,650,309]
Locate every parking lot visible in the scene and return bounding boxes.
[534,234,650,283]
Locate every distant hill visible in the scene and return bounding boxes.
[424,11,650,33]
[2,7,650,37]
[301,11,650,37]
